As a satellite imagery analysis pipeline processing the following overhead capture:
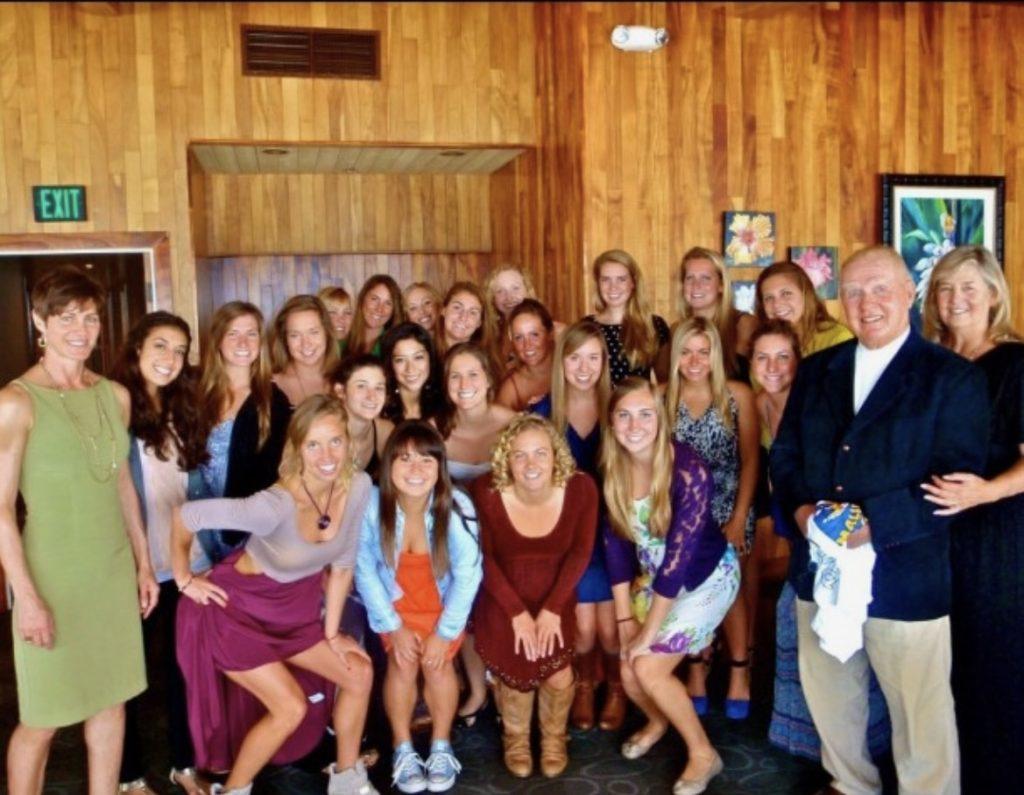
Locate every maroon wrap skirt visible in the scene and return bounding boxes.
[176,552,332,771]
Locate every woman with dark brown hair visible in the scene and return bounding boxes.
[346,275,405,359]
[111,311,211,794]
[172,395,376,795]
[496,299,556,412]
[356,421,482,793]
[754,260,852,356]
[0,266,159,794]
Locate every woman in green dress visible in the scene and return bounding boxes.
[0,266,159,793]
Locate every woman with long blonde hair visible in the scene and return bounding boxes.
[270,295,340,408]
[317,285,355,357]
[677,247,758,379]
[920,245,1024,792]
[585,250,670,385]
[172,395,376,795]
[601,378,738,794]
[666,317,758,722]
[532,320,623,731]
[199,302,292,558]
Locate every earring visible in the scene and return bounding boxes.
[38,335,46,349]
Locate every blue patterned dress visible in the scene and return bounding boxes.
[673,393,755,552]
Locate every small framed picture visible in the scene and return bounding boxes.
[732,280,757,314]
[880,173,1005,305]
[789,246,839,300]
[723,211,776,268]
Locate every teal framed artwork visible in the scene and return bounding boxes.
[881,173,1005,307]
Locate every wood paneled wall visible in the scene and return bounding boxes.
[0,2,536,331]
[3,3,1024,332]
[195,252,491,333]
[565,2,1024,323]
[201,172,491,257]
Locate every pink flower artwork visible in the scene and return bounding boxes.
[789,246,839,299]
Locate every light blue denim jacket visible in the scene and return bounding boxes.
[355,486,482,641]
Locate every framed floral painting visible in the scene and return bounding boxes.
[880,173,1005,307]
[723,211,776,268]
[789,246,839,299]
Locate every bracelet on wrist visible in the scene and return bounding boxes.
[177,575,194,593]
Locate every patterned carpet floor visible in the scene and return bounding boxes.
[1,601,839,794]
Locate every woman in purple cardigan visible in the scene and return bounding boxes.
[601,378,739,795]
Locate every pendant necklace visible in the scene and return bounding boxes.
[40,361,118,483]
[301,477,336,533]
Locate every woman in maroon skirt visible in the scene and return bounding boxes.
[471,414,598,779]
[171,395,377,795]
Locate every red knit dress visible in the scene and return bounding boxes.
[470,471,598,691]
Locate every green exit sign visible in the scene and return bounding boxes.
[32,185,87,222]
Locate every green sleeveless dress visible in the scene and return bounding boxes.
[13,378,146,727]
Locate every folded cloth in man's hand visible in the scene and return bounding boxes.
[812,501,866,548]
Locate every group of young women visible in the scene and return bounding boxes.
[2,242,1020,795]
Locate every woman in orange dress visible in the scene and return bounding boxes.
[356,421,482,793]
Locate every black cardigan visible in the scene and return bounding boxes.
[224,384,292,499]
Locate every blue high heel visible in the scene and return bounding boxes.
[691,695,709,716]
[724,656,751,720]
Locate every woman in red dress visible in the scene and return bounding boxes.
[470,415,598,779]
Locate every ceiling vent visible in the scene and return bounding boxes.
[242,25,380,80]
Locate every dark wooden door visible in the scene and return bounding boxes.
[0,253,147,386]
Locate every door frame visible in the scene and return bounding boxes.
[0,231,173,311]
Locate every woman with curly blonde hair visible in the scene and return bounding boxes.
[585,250,670,385]
[470,415,598,780]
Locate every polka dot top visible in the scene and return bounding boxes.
[585,314,670,384]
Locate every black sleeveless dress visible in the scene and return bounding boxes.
[950,342,1024,794]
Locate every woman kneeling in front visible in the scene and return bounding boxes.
[355,421,482,793]
[171,395,377,795]
[471,415,598,778]
[602,378,739,795]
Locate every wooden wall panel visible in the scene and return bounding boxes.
[0,2,537,332]
[561,2,1024,327]
[195,252,491,332]
[201,172,492,256]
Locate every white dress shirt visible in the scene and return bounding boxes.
[853,327,910,414]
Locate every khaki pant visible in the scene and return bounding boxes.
[796,599,960,795]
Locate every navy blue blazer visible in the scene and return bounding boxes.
[770,330,989,620]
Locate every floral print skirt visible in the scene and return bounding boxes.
[630,545,740,655]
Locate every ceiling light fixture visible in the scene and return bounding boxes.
[261,147,289,155]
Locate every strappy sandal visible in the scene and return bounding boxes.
[169,767,206,795]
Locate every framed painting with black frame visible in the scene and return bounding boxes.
[880,173,1005,308]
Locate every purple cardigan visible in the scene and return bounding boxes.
[604,440,726,597]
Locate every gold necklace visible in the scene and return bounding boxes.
[39,362,118,483]
[349,420,374,468]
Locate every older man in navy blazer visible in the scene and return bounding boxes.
[771,246,988,795]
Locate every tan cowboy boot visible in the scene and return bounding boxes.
[497,682,535,778]
[538,677,576,777]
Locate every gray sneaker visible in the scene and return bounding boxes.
[391,744,428,793]
[327,760,380,795]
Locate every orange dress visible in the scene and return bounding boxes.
[381,552,464,660]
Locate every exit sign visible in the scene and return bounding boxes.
[32,185,87,222]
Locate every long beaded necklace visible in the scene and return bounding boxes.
[40,362,118,483]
